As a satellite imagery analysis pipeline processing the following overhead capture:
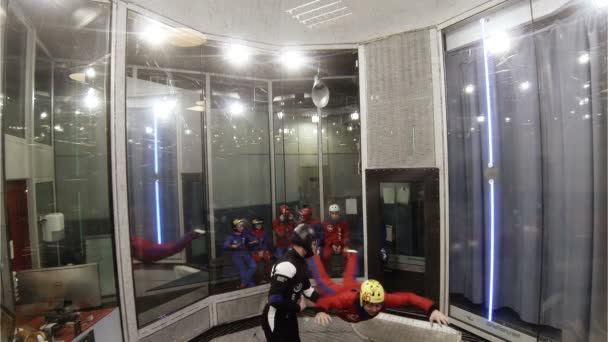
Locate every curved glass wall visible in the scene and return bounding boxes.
[445,0,606,341]
[124,11,361,327]
[0,0,120,340]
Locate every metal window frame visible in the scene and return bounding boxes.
[110,2,138,340]
[357,45,369,279]
[429,27,449,313]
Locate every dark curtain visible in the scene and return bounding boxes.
[534,9,607,342]
[446,5,606,342]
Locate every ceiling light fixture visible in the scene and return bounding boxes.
[280,51,306,70]
[486,31,511,55]
[225,44,251,66]
[85,67,96,79]
[229,102,245,116]
[154,98,176,119]
[84,88,100,109]
[140,21,169,46]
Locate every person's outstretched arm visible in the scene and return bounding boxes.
[315,291,356,312]
[131,231,201,263]
[313,291,357,326]
[384,292,449,325]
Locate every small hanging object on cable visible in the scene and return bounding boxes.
[312,62,330,109]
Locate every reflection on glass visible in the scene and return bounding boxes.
[320,78,362,276]
[126,12,210,327]
[4,7,27,138]
[209,76,272,293]
[530,1,607,341]
[445,1,606,341]
[125,9,361,328]
[379,182,424,259]
[34,45,52,145]
[273,80,321,217]
[273,75,361,277]
[1,0,119,340]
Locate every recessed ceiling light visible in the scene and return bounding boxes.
[225,44,251,66]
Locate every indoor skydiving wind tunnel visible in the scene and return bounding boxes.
[0,0,606,342]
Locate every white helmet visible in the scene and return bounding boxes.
[329,204,340,213]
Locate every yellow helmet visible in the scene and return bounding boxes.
[360,279,385,304]
[232,218,247,230]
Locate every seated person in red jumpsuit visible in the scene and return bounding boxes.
[298,207,322,255]
[272,204,296,258]
[247,217,272,274]
[321,204,350,263]
[131,228,205,263]
[309,251,449,326]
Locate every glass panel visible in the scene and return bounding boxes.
[320,77,362,276]
[445,0,545,339]
[379,182,425,259]
[1,0,118,339]
[125,11,211,327]
[0,2,14,328]
[209,76,272,293]
[273,80,320,217]
[124,10,361,326]
[529,1,607,342]
[34,46,52,145]
[35,182,55,266]
[4,5,27,138]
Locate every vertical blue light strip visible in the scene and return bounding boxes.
[480,18,496,321]
[154,115,159,174]
[480,18,495,168]
[154,113,162,244]
[155,180,162,244]
[488,179,496,321]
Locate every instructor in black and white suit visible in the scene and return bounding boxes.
[261,224,320,341]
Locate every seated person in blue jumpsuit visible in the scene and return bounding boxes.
[223,217,257,288]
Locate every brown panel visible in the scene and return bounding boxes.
[5,180,31,271]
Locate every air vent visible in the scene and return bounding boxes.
[286,0,352,29]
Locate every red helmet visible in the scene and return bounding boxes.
[299,207,312,221]
[279,205,291,215]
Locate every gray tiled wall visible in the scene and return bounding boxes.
[364,30,435,168]
[216,292,267,325]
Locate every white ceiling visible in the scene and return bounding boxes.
[130,0,491,46]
